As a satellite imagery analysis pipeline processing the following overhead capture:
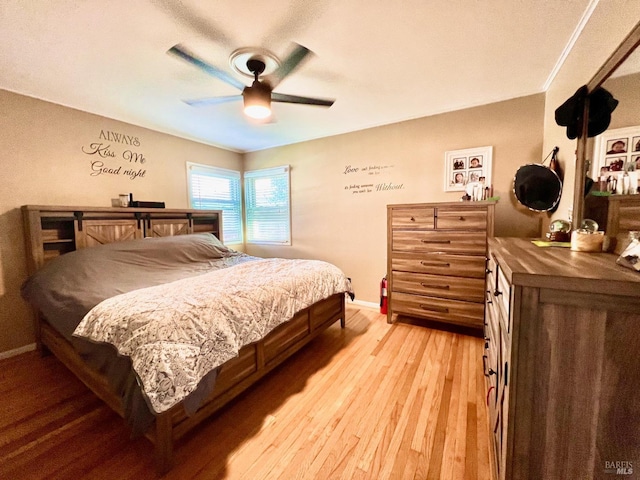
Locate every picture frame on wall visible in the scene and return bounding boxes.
[592,125,640,178]
[444,146,493,192]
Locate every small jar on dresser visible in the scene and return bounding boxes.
[386,201,496,328]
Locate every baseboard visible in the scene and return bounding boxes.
[348,299,380,310]
[0,343,36,360]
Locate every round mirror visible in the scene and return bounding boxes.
[513,164,563,212]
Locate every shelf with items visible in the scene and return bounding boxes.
[21,206,223,271]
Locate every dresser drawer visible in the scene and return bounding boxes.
[392,292,485,327]
[392,230,487,255]
[487,261,512,346]
[390,207,435,229]
[436,208,488,230]
[618,204,640,231]
[392,271,485,302]
[392,252,486,278]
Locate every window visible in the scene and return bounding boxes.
[244,166,291,245]
[187,163,242,244]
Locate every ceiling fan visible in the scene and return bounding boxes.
[167,43,335,119]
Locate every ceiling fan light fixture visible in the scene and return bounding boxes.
[243,81,272,119]
[244,104,271,119]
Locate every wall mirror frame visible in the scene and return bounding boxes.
[573,20,640,230]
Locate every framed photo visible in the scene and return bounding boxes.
[606,138,628,154]
[592,125,640,178]
[453,158,466,170]
[452,171,466,185]
[444,146,492,192]
[606,156,626,171]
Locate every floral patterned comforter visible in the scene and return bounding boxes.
[74,258,352,414]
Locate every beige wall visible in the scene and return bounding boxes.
[0,89,242,354]
[245,94,546,305]
[603,72,640,131]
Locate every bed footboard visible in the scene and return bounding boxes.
[39,292,346,475]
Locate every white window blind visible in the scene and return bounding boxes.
[187,163,242,244]
[244,165,291,245]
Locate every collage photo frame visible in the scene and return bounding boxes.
[444,146,493,192]
[592,125,640,178]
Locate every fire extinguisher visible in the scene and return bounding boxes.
[380,276,388,314]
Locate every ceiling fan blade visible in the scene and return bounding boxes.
[183,95,241,107]
[269,43,313,88]
[272,92,334,107]
[168,44,246,91]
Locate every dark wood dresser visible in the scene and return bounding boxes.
[484,237,640,480]
[386,201,495,328]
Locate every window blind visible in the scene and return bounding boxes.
[244,165,291,245]
[187,163,242,244]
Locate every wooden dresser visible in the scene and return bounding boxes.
[584,193,640,254]
[386,201,495,328]
[484,237,640,480]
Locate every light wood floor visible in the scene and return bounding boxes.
[0,306,493,479]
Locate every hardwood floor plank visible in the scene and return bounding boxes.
[298,325,421,480]
[379,331,434,479]
[412,333,453,479]
[0,306,492,479]
[464,336,480,480]
[426,335,459,480]
[349,326,426,476]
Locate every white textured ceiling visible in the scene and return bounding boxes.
[1,0,593,152]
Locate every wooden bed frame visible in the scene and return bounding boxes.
[21,205,347,474]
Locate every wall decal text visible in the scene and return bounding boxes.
[342,164,404,194]
[82,130,148,180]
[99,130,141,146]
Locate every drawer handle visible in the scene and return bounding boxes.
[420,261,450,267]
[486,290,493,304]
[420,283,450,290]
[482,355,496,377]
[419,304,449,313]
[410,216,415,221]
[486,386,495,406]
[420,239,451,244]
[459,216,465,221]
[504,361,508,386]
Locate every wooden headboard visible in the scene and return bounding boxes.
[21,205,223,275]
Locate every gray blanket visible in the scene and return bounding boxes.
[21,233,257,433]
[22,233,255,340]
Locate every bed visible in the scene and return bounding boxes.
[20,205,353,474]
